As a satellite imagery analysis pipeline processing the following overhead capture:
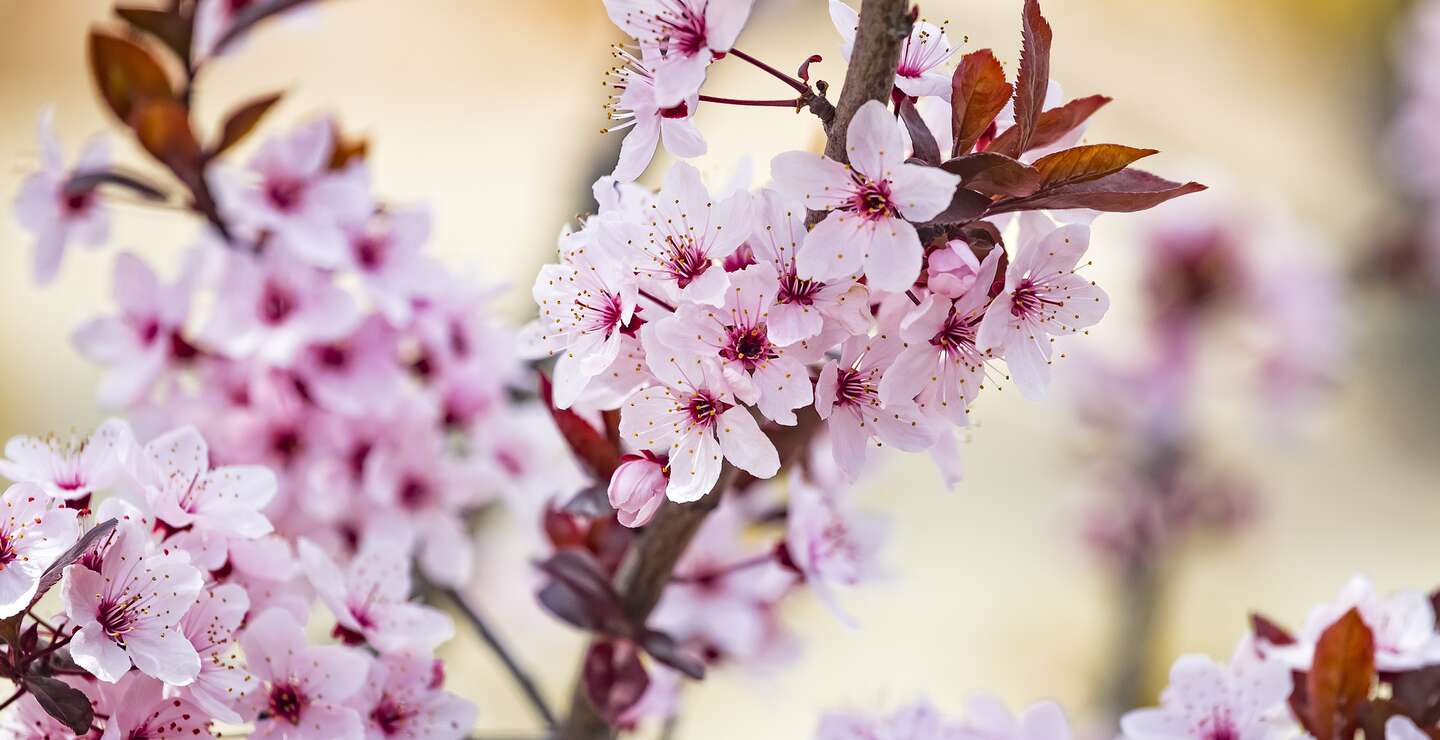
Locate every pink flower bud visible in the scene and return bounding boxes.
[608,454,668,528]
[926,240,982,298]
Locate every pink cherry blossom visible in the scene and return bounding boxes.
[1121,639,1291,740]
[98,672,214,740]
[651,504,797,669]
[652,261,815,424]
[523,224,640,409]
[11,108,110,285]
[350,653,476,740]
[298,533,454,653]
[72,252,200,408]
[927,241,984,298]
[602,0,756,107]
[0,483,80,618]
[633,162,750,306]
[178,582,255,725]
[619,324,780,502]
[293,316,404,416]
[62,525,204,685]
[0,418,134,502]
[361,433,482,587]
[342,206,441,324]
[608,453,668,528]
[815,331,936,481]
[880,248,1003,425]
[977,218,1109,399]
[952,695,1074,740]
[240,608,369,740]
[747,189,872,346]
[830,0,955,98]
[773,100,960,292]
[605,46,707,181]
[1264,575,1440,672]
[201,245,361,366]
[133,425,276,571]
[215,117,370,267]
[785,481,886,626]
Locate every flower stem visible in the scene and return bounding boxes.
[0,687,24,713]
[729,48,810,94]
[439,587,557,731]
[638,289,677,313]
[670,551,775,583]
[699,94,801,108]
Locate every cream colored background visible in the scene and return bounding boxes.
[1,1,1438,737]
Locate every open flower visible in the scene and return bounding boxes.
[350,653,477,740]
[830,0,955,98]
[201,244,361,366]
[298,533,454,654]
[1264,575,1440,672]
[605,46,707,181]
[523,223,640,409]
[815,330,936,481]
[747,189,872,346]
[12,108,110,284]
[72,251,200,408]
[62,525,204,685]
[977,217,1109,399]
[0,418,134,502]
[216,117,370,268]
[785,481,887,626]
[774,100,960,292]
[880,248,1002,425]
[652,261,815,425]
[241,608,369,740]
[178,583,255,725]
[1121,639,1291,740]
[602,0,756,107]
[633,162,751,306]
[342,206,441,325]
[619,324,780,502]
[100,672,214,739]
[0,483,80,618]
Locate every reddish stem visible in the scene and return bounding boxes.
[700,94,801,108]
[729,48,810,94]
[671,551,776,584]
[639,289,677,313]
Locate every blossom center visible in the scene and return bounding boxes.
[684,390,729,429]
[62,189,95,215]
[259,281,298,325]
[661,236,712,289]
[399,475,432,510]
[848,178,896,221]
[0,533,17,569]
[354,234,387,270]
[776,269,823,306]
[649,0,708,56]
[576,290,625,337]
[719,324,775,372]
[1009,280,1058,320]
[931,310,977,355]
[267,682,307,725]
[833,367,877,408]
[265,177,306,213]
[97,597,139,642]
[370,696,416,735]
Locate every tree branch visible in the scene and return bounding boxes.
[439,586,558,731]
[553,2,913,736]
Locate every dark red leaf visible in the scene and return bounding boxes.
[1391,666,1440,726]
[918,187,992,226]
[1032,144,1157,189]
[940,152,1041,197]
[32,519,116,608]
[582,641,650,727]
[638,629,706,680]
[1001,0,1052,158]
[115,7,192,61]
[1252,612,1297,646]
[987,168,1206,214]
[950,50,1012,158]
[88,31,174,124]
[988,94,1111,156]
[899,98,940,165]
[535,551,633,637]
[130,98,204,189]
[1303,608,1376,740]
[24,676,93,735]
[538,372,622,481]
[212,92,284,156]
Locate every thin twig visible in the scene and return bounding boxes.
[439,587,558,731]
[0,687,25,713]
[699,94,802,108]
[729,48,809,94]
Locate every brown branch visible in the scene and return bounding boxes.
[553,2,913,737]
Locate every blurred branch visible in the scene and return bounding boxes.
[437,585,558,732]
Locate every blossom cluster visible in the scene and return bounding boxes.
[0,421,474,738]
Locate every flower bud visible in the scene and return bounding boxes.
[926,241,982,298]
[607,454,668,528]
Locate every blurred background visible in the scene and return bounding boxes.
[2,0,1438,737]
